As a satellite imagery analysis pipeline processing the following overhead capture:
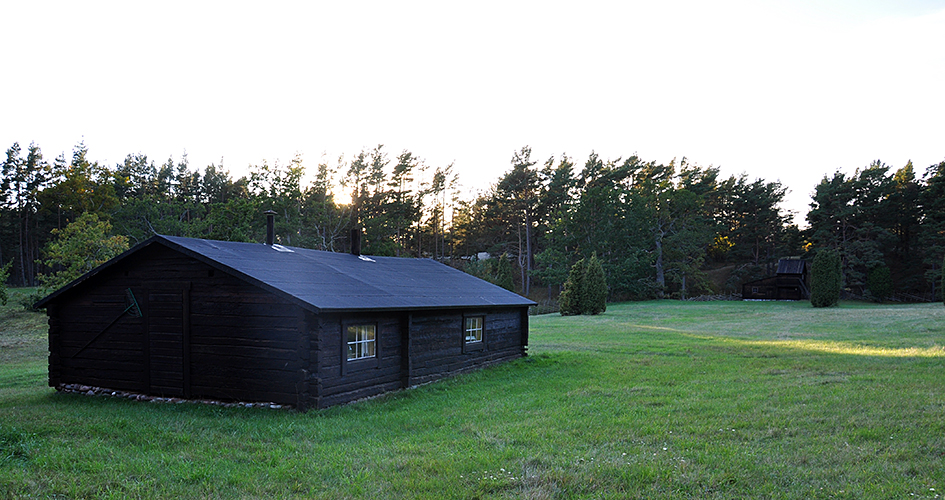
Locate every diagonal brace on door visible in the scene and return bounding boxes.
[70,288,142,358]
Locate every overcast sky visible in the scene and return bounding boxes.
[2,1,944,225]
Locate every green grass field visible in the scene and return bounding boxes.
[1,288,944,499]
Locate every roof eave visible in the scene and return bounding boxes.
[316,301,536,314]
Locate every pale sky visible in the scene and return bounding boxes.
[2,1,944,225]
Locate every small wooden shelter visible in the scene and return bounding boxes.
[741,258,810,301]
[36,230,534,410]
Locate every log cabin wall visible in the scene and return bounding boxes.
[47,244,304,406]
[311,312,405,408]
[48,263,147,392]
[307,307,527,409]
[406,307,526,387]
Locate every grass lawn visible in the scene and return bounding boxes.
[1,289,944,499]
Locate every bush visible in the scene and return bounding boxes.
[811,248,842,308]
[583,254,607,315]
[867,265,892,302]
[558,258,586,316]
[559,254,608,316]
[18,290,45,312]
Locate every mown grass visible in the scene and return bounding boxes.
[1,292,944,499]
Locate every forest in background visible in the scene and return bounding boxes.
[3,140,944,303]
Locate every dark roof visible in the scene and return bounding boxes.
[36,235,535,313]
[776,259,807,275]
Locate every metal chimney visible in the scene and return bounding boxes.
[350,228,361,256]
[264,210,276,246]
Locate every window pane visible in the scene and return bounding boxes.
[347,324,376,360]
[347,325,359,343]
[465,316,483,343]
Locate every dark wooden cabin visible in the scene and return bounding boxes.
[741,258,809,301]
[36,233,534,410]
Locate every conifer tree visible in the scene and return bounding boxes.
[811,248,841,307]
[559,258,586,315]
[583,253,607,315]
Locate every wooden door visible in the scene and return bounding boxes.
[145,283,191,397]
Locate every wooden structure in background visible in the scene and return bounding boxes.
[37,234,534,410]
[742,258,810,301]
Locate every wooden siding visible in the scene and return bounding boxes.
[311,313,404,408]
[306,307,527,409]
[47,245,305,406]
[406,308,526,387]
[51,276,148,392]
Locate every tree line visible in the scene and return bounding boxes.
[807,159,945,300]
[2,140,944,302]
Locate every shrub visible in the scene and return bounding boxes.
[559,255,608,316]
[583,253,607,315]
[811,248,841,308]
[558,258,586,316]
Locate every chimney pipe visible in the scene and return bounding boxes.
[350,228,361,256]
[264,210,276,246]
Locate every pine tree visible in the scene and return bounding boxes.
[811,248,842,308]
[495,146,540,295]
[583,253,607,315]
[559,258,586,316]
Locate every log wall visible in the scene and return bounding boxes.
[307,307,527,409]
[311,312,405,408]
[406,308,527,387]
[48,244,305,406]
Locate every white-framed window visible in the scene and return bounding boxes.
[465,316,483,343]
[346,324,376,361]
